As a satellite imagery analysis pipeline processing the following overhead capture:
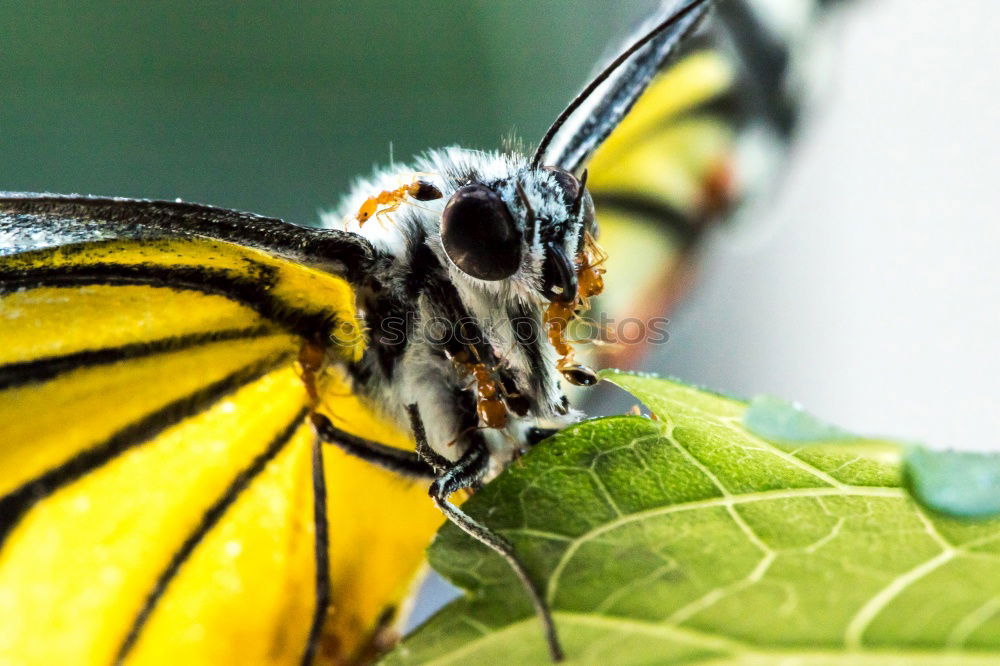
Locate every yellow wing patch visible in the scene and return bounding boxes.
[0,333,296,500]
[589,49,737,217]
[125,418,319,666]
[1,236,365,362]
[0,219,438,664]
[0,367,310,665]
[315,369,444,663]
[592,50,735,169]
[585,49,741,368]
[0,286,269,365]
[591,116,734,213]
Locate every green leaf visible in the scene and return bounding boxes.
[385,371,1000,665]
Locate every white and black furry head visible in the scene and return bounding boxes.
[324,147,596,474]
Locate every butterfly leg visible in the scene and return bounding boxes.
[310,413,435,478]
[407,405,565,662]
[406,403,452,474]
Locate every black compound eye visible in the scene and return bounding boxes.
[440,184,522,280]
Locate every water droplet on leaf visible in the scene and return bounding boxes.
[743,396,852,442]
[905,447,1000,519]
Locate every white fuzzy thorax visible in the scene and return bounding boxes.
[320,147,585,477]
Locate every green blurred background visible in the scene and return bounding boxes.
[5,1,1000,459]
[2,1,648,223]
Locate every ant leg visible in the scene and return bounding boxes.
[374,200,403,229]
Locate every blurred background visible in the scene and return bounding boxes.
[5,0,994,453]
[3,0,998,628]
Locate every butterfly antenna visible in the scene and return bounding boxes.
[531,0,712,168]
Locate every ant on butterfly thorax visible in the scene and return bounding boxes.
[349,174,444,228]
[449,347,512,431]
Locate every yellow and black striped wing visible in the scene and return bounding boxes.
[530,0,743,369]
[582,0,836,367]
[0,195,442,665]
[587,44,741,367]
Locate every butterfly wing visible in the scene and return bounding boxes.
[0,195,442,665]
[586,26,750,369]
[545,0,839,368]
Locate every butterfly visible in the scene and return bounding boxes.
[0,0,841,663]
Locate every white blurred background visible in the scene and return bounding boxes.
[652,0,1000,452]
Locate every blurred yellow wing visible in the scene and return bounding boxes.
[585,0,831,368]
[0,196,442,665]
[587,48,739,368]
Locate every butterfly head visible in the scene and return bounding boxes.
[334,147,605,465]
[437,163,597,309]
[426,149,604,388]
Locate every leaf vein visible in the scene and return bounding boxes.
[546,486,905,606]
[844,549,955,649]
[947,596,1000,649]
[665,400,846,489]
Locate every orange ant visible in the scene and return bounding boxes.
[701,155,736,218]
[353,176,443,228]
[471,362,508,429]
[544,232,606,386]
[451,348,511,430]
[297,338,354,411]
[577,232,607,308]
